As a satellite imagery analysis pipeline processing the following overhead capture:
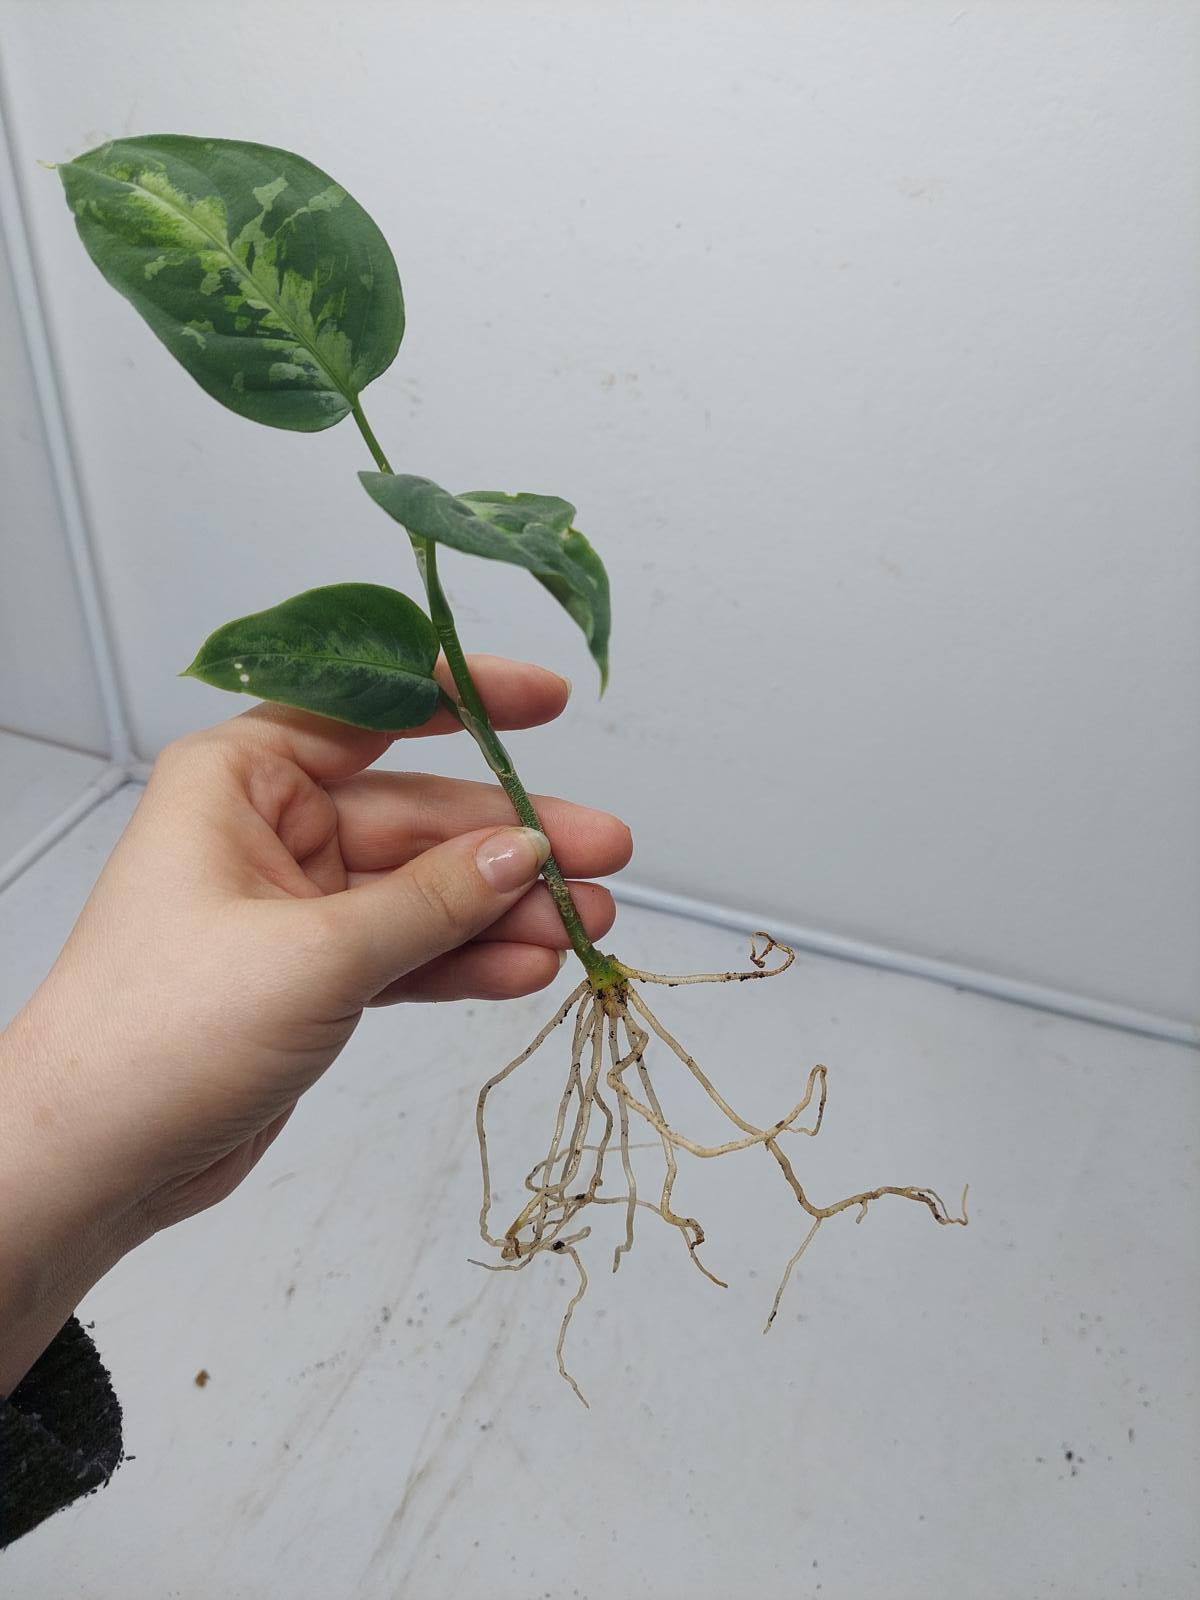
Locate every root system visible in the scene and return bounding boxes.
[473,935,967,1404]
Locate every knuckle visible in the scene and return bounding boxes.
[156,721,236,765]
[147,730,206,785]
[405,858,472,937]
[150,731,197,771]
[147,727,239,793]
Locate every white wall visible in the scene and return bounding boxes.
[0,143,109,754]
[1,0,1196,1021]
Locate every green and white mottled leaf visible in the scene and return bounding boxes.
[359,474,611,688]
[57,135,403,431]
[182,583,439,730]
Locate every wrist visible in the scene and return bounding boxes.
[0,1007,146,1394]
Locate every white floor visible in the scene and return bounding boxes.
[0,728,110,878]
[2,786,1197,1599]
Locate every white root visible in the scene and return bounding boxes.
[476,980,589,1251]
[470,937,966,1397]
[555,1244,591,1407]
[614,931,796,986]
[763,1216,823,1333]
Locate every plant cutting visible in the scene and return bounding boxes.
[53,135,966,1401]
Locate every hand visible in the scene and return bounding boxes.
[0,657,631,1392]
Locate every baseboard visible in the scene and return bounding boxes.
[608,880,1199,1050]
[0,762,128,893]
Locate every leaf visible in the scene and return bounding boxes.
[56,135,403,431]
[182,583,440,730]
[358,474,611,688]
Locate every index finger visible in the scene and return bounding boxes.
[237,655,573,780]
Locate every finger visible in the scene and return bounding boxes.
[341,877,616,948]
[367,942,569,1005]
[480,881,616,945]
[232,655,571,780]
[247,1107,295,1168]
[328,771,633,879]
[302,824,554,1005]
[415,656,571,738]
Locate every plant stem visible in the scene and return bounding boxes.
[351,400,620,988]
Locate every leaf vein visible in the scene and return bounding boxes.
[113,171,352,403]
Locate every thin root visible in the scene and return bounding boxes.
[614,931,796,987]
[556,1246,590,1408]
[763,1217,823,1332]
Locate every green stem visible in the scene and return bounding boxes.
[351,401,620,988]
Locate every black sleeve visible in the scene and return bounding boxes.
[0,1317,123,1549]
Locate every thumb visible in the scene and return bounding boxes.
[312,825,552,1004]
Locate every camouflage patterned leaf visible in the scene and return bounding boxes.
[57,135,402,431]
[182,583,440,730]
[359,473,611,688]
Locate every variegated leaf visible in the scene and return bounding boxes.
[182,583,440,730]
[359,473,611,689]
[57,135,403,431]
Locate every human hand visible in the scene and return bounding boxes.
[0,657,631,1391]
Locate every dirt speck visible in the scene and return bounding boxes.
[194,1369,210,1388]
